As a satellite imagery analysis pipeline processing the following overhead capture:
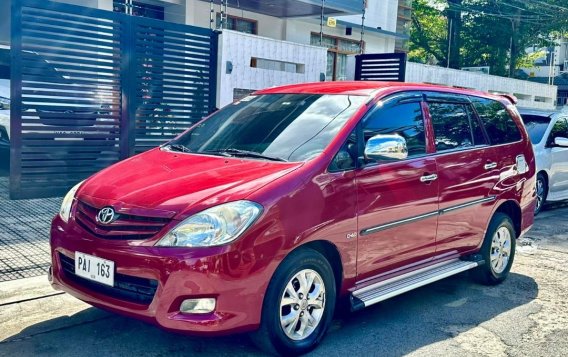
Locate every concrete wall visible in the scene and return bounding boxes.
[338,0,399,32]
[216,30,327,108]
[406,62,558,110]
[284,19,394,54]
[186,0,285,40]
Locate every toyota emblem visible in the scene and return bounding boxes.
[97,207,117,224]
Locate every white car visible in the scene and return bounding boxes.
[520,109,568,215]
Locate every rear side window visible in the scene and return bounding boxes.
[522,114,552,144]
[429,102,486,151]
[362,101,426,158]
[471,98,521,145]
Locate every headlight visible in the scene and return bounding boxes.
[156,200,263,247]
[59,181,84,223]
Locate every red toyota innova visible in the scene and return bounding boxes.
[50,82,536,355]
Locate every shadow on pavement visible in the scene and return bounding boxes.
[542,200,568,212]
[0,271,538,356]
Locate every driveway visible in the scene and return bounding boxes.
[0,205,567,356]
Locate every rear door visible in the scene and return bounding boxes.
[356,93,438,281]
[547,117,568,197]
[426,93,495,255]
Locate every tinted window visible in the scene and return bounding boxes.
[471,97,521,144]
[172,94,366,162]
[467,105,487,145]
[362,101,426,159]
[429,102,485,151]
[521,114,552,144]
[547,118,568,146]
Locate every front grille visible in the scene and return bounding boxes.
[59,253,158,305]
[75,200,171,240]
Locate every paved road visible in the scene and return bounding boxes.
[1,205,567,357]
[0,177,60,281]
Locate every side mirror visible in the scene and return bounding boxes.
[364,134,408,161]
[554,137,568,147]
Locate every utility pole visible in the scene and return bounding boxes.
[446,0,462,69]
[509,10,521,78]
[549,44,556,86]
[447,18,452,68]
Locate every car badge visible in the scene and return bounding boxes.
[97,207,117,224]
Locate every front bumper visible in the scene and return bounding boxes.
[49,216,274,336]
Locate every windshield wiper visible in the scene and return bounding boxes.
[204,148,288,162]
[164,143,192,153]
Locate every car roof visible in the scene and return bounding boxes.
[254,81,513,103]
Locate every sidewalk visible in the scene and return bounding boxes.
[0,177,60,281]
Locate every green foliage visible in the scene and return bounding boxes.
[409,0,568,77]
[408,0,448,65]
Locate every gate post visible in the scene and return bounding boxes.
[209,31,219,113]
[119,16,136,160]
[9,0,23,199]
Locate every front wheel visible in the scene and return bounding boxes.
[251,248,336,356]
[472,213,516,285]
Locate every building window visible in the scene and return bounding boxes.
[113,1,165,20]
[216,14,258,35]
[310,34,362,81]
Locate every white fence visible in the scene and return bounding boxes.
[216,30,328,108]
[406,62,558,110]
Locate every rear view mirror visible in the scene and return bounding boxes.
[554,137,568,147]
[364,134,408,161]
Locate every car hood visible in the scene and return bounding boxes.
[78,148,304,218]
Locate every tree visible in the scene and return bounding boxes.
[409,0,568,77]
[408,0,448,65]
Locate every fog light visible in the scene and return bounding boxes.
[180,298,216,314]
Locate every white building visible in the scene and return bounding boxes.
[0,0,407,80]
[523,38,568,79]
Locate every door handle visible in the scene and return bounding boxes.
[484,162,498,170]
[420,173,438,183]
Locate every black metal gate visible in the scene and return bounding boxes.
[10,0,217,199]
[354,53,407,82]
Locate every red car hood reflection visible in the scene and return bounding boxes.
[78,148,303,216]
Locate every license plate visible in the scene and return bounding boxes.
[74,252,115,287]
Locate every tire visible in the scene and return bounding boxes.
[535,172,548,216]
[251,248,336,356]
[472,213,516,285]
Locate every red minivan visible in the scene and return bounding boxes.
[50,82,536,355]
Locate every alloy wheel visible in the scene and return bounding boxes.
[279,269,326,341]
[490,226,512,274]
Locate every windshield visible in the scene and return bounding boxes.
[522,114,551,144]
[169,94,367,162]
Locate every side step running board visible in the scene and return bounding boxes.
[351,258,483,311]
